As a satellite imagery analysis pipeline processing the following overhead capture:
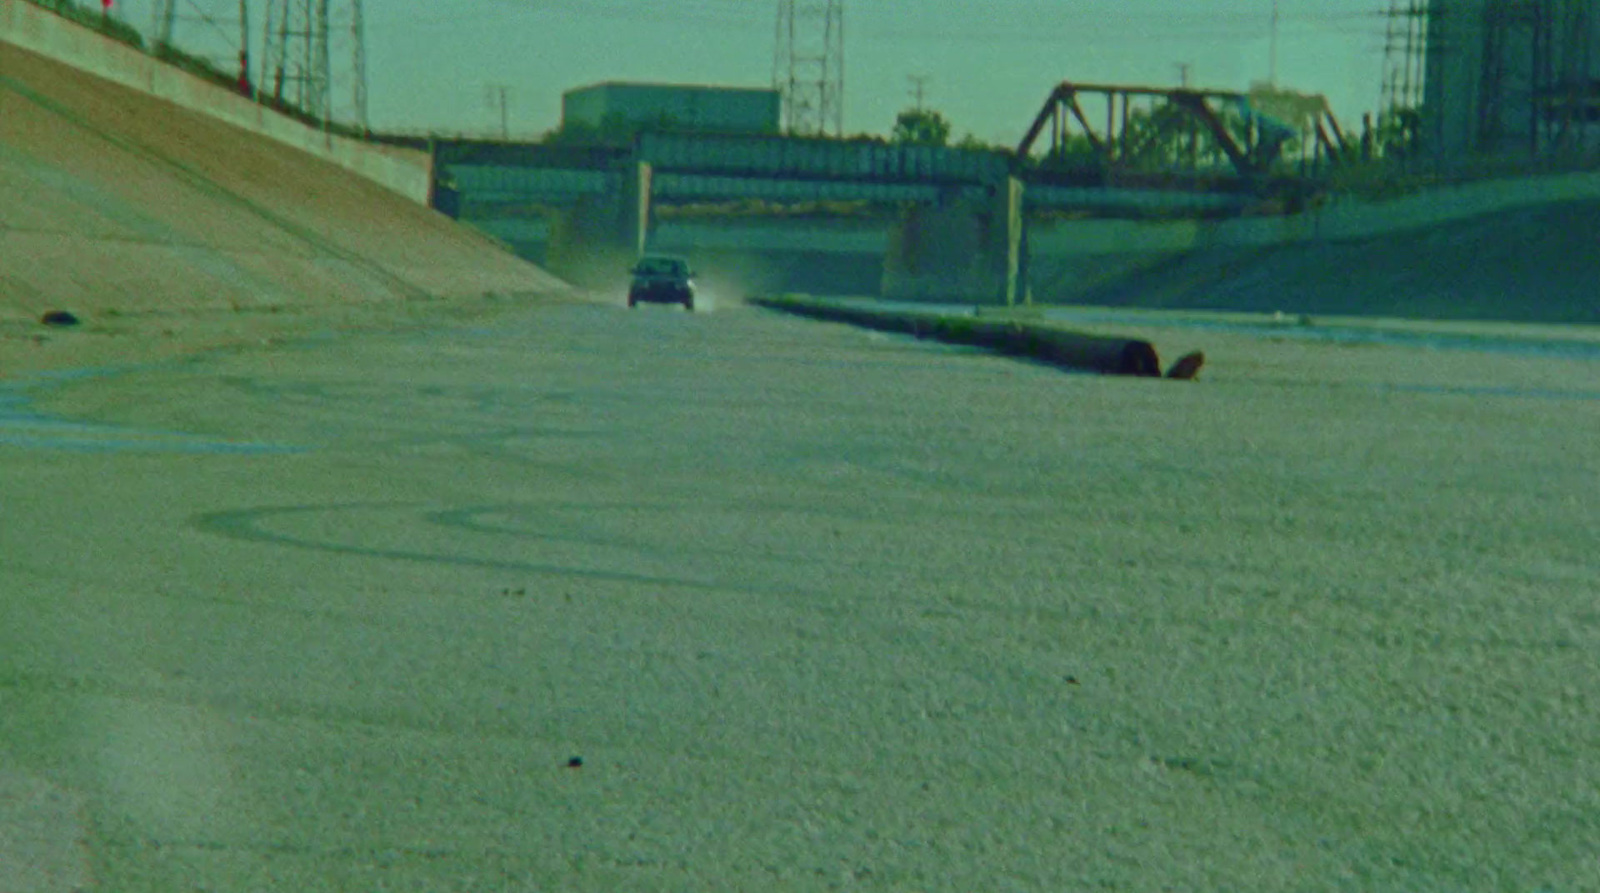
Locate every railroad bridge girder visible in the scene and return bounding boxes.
[1016,81,1349,182]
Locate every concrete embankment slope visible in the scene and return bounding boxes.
[0,0,430,201]
[1068,197,1600,324]
[0,38,565,329]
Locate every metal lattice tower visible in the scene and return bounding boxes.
[1381,0,1428,115]
[263,0,330,120]
[150,0,250,83]
[262,0,368,130]
[773,0,845,137]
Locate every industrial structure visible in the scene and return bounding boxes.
[1015,82,1348,186]
[1418,0,1599,162]
[148,0,368,129]
[1381,1,1429,125]
[560,83,781,137]
[773,0,844,137]
[261,0,368,129]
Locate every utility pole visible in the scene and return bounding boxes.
[1268,0,1280,86]
[908,74,929,110]
[350,0,368,132]
[485,85,511,140]
[239,0,251,97]
[1176,63,1196,164]
[150,0,175,48]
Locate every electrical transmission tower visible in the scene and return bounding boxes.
[262,0,369,130]
[150,0,250,85]
[1380,0,1427,117]
[263,0,329,121]
[773,0,844,137]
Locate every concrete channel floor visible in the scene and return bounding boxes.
[2,300,1599,891]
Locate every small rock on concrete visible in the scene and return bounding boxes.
[1166,351,1206,380]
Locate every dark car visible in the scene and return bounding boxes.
[628,255,696,311]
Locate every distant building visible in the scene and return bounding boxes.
[560,82,781,137]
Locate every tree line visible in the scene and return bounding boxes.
[542,100,1423,173]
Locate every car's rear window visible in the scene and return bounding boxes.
[638,258,686,275]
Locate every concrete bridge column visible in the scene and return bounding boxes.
[999,176,1025,307]
[546,161,652,289]
[881,177,1025,305]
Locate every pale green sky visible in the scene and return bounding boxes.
[121,0,1398,142]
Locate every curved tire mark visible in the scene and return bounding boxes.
[191,502,810,598]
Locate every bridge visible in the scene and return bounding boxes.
[428,82,1348,303]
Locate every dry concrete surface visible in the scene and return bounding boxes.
[4,30,1600,893]
[2,294,1599,891]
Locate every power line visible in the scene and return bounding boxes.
[349,0,1392,133]
[149,0,249,83]
[360,1,1385,40]
[865,21,1389,45]
[362,1,771,34]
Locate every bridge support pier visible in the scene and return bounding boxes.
[881,176,1025,306]
[546,161,652,289]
